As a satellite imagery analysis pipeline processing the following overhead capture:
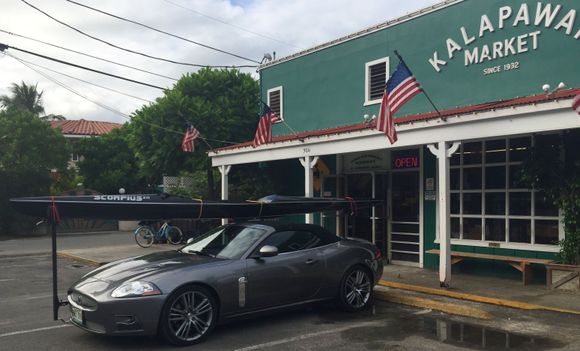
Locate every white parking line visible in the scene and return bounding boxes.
[0,324,72,338]
[233,320,384,351]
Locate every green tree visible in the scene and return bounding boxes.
[76,126,146,194]
[0,81,45,116]
[520,131,580,265]
[0,109,69,234]
[128,68,261,199]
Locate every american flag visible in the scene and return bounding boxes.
[573,93,580,115]
[181,125,199,152]
[253,104,279,147]
[377,61,422,144]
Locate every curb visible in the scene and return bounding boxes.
[0,251,50,258]
[57,251,102,267]
[379,280,580,316]
[374,287,493,320]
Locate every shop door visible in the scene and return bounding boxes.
[390,171,420,265]
[373,174,388,257]
[345,174,372,243]
[320,175,339,234]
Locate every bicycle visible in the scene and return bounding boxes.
[134,221,183,248]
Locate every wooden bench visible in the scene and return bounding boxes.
[426,249,553,285]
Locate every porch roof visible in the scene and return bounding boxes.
[213,88,579,154]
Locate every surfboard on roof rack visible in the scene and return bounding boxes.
[10,194,384,220]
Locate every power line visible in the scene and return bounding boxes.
[12,54,156,104]
[0,28,179,81]
[64,0,260,64]
[7,52,243,146]
[1,43,166,90]
[7,52,133,118]
[20,0,259,68]
[20,0,256,69]
[10,52,186,137]
[161,0,299,49]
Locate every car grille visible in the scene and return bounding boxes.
[68,292,98,311]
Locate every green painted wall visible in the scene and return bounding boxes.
[262,0,580,135]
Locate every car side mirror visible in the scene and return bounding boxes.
[258,245,278,258]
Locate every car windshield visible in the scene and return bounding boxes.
[181,225,267,259]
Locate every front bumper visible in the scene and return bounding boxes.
[68,292,166,335]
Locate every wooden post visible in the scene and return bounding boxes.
[428,141,460,287]
[219,165,231,225]
[300,156,319,223]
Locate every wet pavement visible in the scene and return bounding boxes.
[2,234,580,350]
[1,252,577,350]
[338,316,564,351]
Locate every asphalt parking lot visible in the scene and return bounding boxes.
[1,244,579,350]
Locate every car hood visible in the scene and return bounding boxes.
[77,250,224,285]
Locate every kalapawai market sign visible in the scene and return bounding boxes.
[428,2,578,74]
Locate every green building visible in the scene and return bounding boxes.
[210,0,580,284]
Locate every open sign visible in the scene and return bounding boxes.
[391,149,420,169]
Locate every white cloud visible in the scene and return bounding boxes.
[0,0,437,123]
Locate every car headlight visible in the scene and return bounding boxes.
[111,281,162,298]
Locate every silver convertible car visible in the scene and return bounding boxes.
[67,222,384,346]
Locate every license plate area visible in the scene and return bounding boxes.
[70,305,83,325]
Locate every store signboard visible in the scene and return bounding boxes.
[342,151,389,172]
[427,2,579,76]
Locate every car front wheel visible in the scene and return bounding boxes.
[337,266,373,312]
[160,285,217,346]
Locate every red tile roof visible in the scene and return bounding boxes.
[215,88,580,152]
[50,119,122,136]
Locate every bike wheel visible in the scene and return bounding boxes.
[135,226,155,248]
[167,226,183,245]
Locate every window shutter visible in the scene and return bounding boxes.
[269,89,281,117]
[368,63,387,101]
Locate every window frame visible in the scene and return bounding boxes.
[267,86,283,122]
[438,134,563,252]
[364,56,389,106]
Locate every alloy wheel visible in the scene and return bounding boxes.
[344,269,371,309]
[168,290,214,342]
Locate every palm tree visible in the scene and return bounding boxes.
[0,81,45,116]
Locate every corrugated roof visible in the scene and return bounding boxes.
[50,119,122,136]
[214,88,580,153]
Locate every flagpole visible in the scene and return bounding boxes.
[260,100,303,141]
[394,50,442,117]
[198,136,215,152]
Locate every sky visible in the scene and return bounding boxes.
[0,0,438,124]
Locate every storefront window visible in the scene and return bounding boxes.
[451,218,460,239]
[463,193,482,214]
[485,193,505,215]
[463,167,482,189]
[463,218,482,240]
[509,219,531,243]
[535,220,559,245]
[463,142,482,165]
[485,218,505,241]
[509,192,531,216]
[449,135,561,247]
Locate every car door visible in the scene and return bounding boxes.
[244,230,324,310]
